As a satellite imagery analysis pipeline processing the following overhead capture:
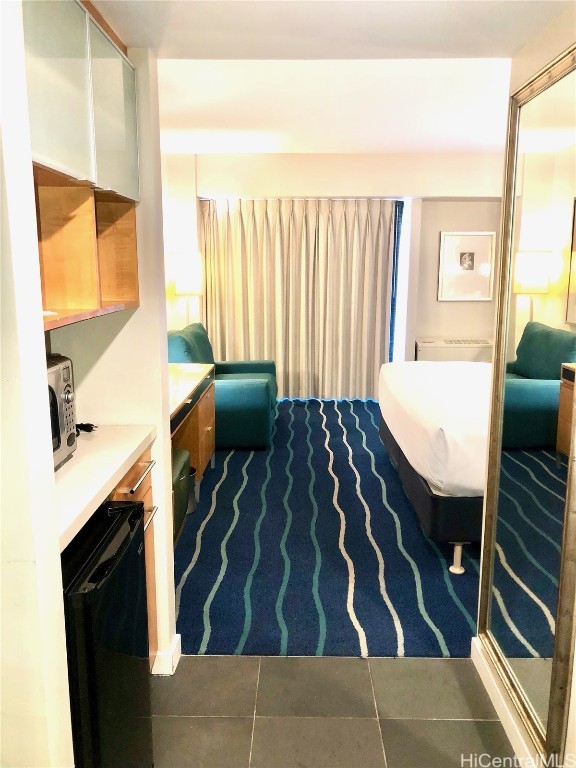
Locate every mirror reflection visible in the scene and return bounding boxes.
[489,69,576,731]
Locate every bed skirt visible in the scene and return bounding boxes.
[379,416,484,544]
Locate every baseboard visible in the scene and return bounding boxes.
[471,637,541,764]
[151,633,182,676]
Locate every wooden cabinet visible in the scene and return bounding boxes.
[35,166,139,330]
[22,0,139,201]
[22,0,94,181]
[187,381,216,482]
[111,448,158,670]
[90,20,139,201]
[557,364,575,456]
[169,364,216,485]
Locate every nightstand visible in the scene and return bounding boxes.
[556,363,575,456]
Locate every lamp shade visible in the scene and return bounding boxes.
[513,251,550,295]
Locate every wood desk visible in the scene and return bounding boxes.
[168,363,215,485]
[557,363,575,456]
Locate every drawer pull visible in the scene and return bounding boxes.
[118,460,156,494]
[144,506,158,532]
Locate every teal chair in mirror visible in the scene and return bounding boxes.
[168,323,277,449]
[502,321,576,448]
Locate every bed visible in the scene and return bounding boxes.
[378,361,492,573]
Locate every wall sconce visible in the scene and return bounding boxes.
[513,250,550,321]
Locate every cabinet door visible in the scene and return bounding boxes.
[89,21,139,201]
[22,0,94,181]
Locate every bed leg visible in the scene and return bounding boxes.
[449,543,466,575]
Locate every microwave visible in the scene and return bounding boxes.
[47,354,77,470]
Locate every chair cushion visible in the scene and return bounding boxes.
[216,372,277,407]
[515,321,576,380]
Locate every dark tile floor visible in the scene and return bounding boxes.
[150,656,515,768]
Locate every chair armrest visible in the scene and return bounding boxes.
[214,378,274,448]
[215,360,276,377]
[505,360,517,374]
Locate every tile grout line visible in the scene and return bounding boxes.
[148,714,500,721]
[367,659,388,768]
[247,656,262,768]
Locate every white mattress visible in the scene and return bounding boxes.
[378,361,492,497]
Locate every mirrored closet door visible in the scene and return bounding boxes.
[478,45,576,762]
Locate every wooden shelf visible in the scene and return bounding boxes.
[42,302,140,330]
[34,165,139,331]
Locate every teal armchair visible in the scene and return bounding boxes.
[502,322,576,448]
[168,323,277,449]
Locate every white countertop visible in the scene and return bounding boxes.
[56,424,156,551]
[168,363,214,416]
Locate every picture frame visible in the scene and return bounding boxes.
[565,199,576,324]
[438,231,496,301]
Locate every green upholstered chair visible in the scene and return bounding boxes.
[502,321,576,448]
[168,323,277,449]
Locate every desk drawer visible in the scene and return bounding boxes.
[198,382,215,430]
[111,448,153,501]
[200,422,215,470]
[559,381,573,421]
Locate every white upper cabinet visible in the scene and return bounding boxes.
[22,0,94,181]
[90,21,139,201]
[22,1,139,200]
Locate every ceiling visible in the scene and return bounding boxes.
[93,1,571,59]
[157,58,512,153]
[92,0,573,154]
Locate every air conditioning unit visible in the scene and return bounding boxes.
[415,337,493,362]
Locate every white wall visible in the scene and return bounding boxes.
[416,199,502,341]
[511,145,576,350]
[1,5,73,765]
[195,152,504,199]
[162,153,203,330]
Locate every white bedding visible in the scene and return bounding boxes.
[378,361,492,497]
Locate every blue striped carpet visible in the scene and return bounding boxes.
[487,449,565,660]
[174,399,481,657]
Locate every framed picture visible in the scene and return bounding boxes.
[565,200,576,324]
[438,231,496,301]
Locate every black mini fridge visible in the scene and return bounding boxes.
[61,500,154,768]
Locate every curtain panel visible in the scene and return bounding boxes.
[200,198,394,399]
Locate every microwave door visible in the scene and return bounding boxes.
[48,385,61,451]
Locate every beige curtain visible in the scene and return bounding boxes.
[200,198,394,399]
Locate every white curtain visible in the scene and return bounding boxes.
[199,198,395,399]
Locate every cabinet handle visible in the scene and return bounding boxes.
[206,425,213,432]
[118,460,156,494]
[144,506,158,532]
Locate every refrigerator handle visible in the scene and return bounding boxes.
[85,508,143,589]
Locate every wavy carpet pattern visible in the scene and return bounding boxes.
[174,399,481,657]
[486,449,565,659]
